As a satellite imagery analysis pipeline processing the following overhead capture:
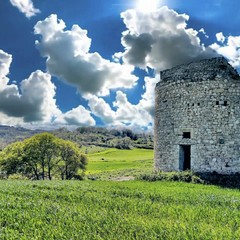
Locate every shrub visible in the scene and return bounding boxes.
[137,171,204,184]
[8,173,28,180]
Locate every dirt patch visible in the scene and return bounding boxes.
[110,176,135,181]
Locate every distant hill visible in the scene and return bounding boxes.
[0,126,153,150]
[52,127,154,149]
[0,126,43,149]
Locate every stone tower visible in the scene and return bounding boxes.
[154,57,240,173]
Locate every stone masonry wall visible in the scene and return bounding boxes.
[154,57,240,173]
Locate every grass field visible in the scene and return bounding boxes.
[0,180,240,239]
[1,147,240,239]
[86,148,154,179]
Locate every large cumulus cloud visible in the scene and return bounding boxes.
[0,49,97,128]
[0,49,59,123]
[85,75,158,130]
[120,7,217,71]
[0,50,59,123]
[34,14,138,96]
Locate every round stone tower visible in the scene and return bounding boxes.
[154,57,240,173]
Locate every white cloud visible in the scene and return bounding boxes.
[0,49,60,124]
[210,33,240,68]
[0,50,12,79]
[54,106,95,127]
[9,0,40,18]
[34,14,138,96]
[120,7,217,71]
[85,75,158,131]
[0,70,60,122]
[114,90,153,128]
[138,76,159,116]
[216,32,225,43]
[86,94,115,124]
[199,28,209,39]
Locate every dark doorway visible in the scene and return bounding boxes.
[179,145,191,170]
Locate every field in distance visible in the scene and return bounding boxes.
[85,147,154,180]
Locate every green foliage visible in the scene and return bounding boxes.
[138,171,204,184]
[56,139,88,180]
[8,173,28,180]
[0,133,87,180]
[0,141,27,176]
[53,126,154,149]
[0,180,240,239]
[0,125,154,150]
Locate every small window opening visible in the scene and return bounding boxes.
[183,132,191,139]
[216,101,219,105]
[224,101,228,106]
[225,162,230,167]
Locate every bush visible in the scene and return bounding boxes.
[8,173,28,180]
[137,171,204,184]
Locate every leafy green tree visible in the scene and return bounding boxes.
[56,139,87,180]
[0,141,25,176]
[0,133,87,180]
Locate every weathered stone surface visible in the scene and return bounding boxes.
[154,57,240,173]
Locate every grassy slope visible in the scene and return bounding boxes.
[0,180,240,239]
[86,148,154,179]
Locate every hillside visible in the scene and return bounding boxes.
[52,127,154,149]
[0,125,43,149]
[0,125,154,150]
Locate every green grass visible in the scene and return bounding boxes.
[0,180,240,239]
[86,148,154,179]
[1,147,240,239]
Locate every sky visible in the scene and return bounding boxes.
[0,0,240,131]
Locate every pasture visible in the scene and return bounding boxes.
[86,148,154,179]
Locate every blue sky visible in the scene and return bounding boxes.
[0,0,240,131]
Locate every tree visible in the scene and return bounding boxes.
[115,137,133,149]
[0,133,87,180]
[22,133,57,180]
[0,141,25,176]
[56,139,87,180]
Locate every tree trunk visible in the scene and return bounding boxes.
[48,166,52,180]
[33,165,39,180]
[41,160,45,180]
[65,165,68,180]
